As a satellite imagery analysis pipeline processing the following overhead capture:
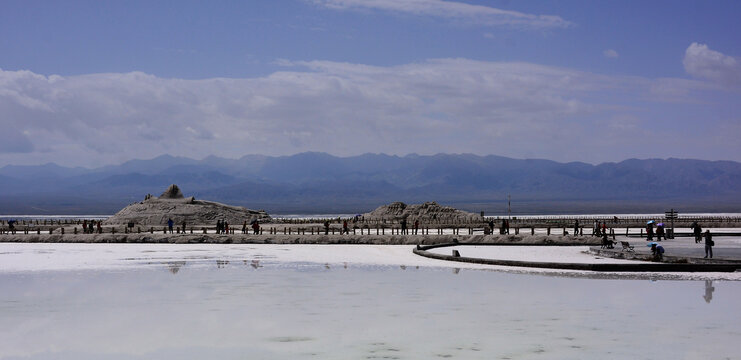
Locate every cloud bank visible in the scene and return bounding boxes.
[312,0,573,29]
[683,43,741,86]
[0,54,737,167]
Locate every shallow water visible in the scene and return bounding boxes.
[1,260,739,359]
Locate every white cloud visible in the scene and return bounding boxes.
[683,43,741,86]
[0,58,735,166]
[311,0,573,29]
[603,49,619,58]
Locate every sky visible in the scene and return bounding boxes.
[1,0,740,167]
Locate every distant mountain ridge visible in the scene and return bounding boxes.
[1,153,740,214]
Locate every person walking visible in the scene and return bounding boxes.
[343,220,349,234]
[656,224,665,241]
[693,222,703,243]
[413,220,419,235]
[704,230,714,259]
[324,220,330,235]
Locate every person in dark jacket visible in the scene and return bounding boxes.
[573,220,580,236]
[167,218,174,234]
[704,230,714,258]
[651,243,665,261]
[692,222,702,243]
[656,224,665,241]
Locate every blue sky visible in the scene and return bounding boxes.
[1,0,740,167]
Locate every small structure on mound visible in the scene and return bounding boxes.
[160,184,184,199]
[363,201,479,223]
[105,184,271,226]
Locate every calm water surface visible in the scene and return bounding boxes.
[1,262,739,359]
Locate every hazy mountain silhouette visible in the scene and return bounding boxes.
[1,153,740,214]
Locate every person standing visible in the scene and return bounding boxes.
[343,220,349,234]
[573,220,580,236]
[167,218,174,234]
[414,220,419,235]
[704,230,714,259]
[593,220,599,237]
[646,223,654,241]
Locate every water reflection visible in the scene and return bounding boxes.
[704,280,715,303]
[167,261,186,274]
[1,265,739,360]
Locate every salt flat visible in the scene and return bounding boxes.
[1,243,739,280]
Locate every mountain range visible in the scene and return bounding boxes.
[1,153,740,215]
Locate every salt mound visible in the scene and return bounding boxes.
[105,185,271,226]
[364,201,479,222]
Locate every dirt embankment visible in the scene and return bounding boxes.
[0,233,600,245]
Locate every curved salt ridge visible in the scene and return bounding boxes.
[415,243,741,272]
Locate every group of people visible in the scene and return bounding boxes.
[484,219,511,235]
[690,221,714,258]
[214,219,228,234]
[167,218,187,234]
[592,221,609,237]
[398,219,421,235]
[323,220,353,234]
[645,222,666,241]
[82,219,102,234]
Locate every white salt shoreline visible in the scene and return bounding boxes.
[1,243,740,280]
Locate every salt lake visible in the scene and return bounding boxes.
[1,243,739,359]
